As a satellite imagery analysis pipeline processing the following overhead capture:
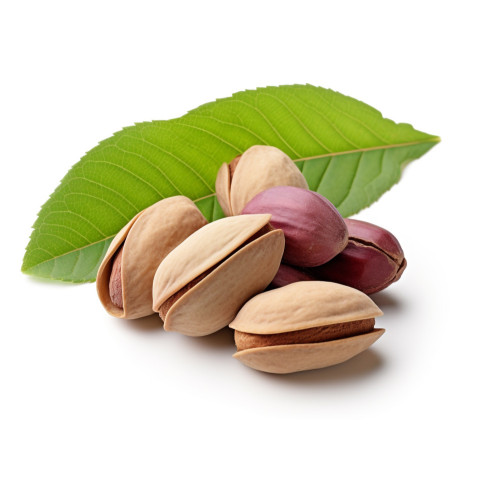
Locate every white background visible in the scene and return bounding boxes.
[1,1,479,487]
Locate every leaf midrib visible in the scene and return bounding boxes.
[24,137,439,274]
[293,137,440,162]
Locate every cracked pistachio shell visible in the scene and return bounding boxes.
[230,281,384,374]
[96,196,207,319]
[215,145,308,216]
[152,214,285,336]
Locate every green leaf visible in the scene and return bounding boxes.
[22,84,439,282]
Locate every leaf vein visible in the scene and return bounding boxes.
[288,92,360,149]
[111,143,185,194]
[70,250,81,276]
[317,157,332,191]
[306,86,390,144]
[293,139,439,163]
[172,120,243,154]
[222,99,301,158]
[124,133,214,192]
[184,114,270,146]
[63,192,131,222]
[34,232,79,249]
[39,222,92,243]
[336,152,364,209]
[261,92,333,152]
[37,210,108,237]
[66,176,141,213]
[84,158,165,199]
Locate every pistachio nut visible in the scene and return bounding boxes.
[314,218,407,294]
[152,214,285,337]
[215,145,308,216]
[230,281,384,374]
[96,196,207,319]
[242,186,348,267]
[271,263,314,288]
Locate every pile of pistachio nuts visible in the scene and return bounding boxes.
[97,146,406,374]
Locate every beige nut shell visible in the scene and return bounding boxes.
[162,230,284,336]
[230,281,383,335]
[153,214,272,310]
[152,214,285,336]
[215,162,234,217]
[233,330,385,374]
[96,196,207,319]
[215,145,309,216]
[229,281,384,374]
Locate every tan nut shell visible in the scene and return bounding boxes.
[215,162,234,217]
[233,330,385,374]
[215,145,309,216]
[230,281,384,374]
[96,196,207,319]
[153,214,271,309]
[152,214,285,336]
[230,281,383,334]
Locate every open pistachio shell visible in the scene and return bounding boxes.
[152,214,285,336]
[162,230,284,336]
[96,196,207,319]
[153,214,272,309]
[229,281,384,374]
[215,145,308,216]
[230,281,383,335]
[233,330,385,374]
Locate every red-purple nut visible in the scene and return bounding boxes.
[313,218,407,294]
[242,186,348,267]
[271,263,315,288]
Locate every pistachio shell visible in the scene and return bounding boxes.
[229,281,383,335]
[233,329,385,374]
[215,145,309,216]
[162,229,284,336]
[231,146,308,214]
[215,162,234,217]
[152,214,272,311]
[96,196,207,319]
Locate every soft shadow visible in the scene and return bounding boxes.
[25,274,86,286]
[119,314,164,333]
[186,327,235,351]
[369,290,405,314]
[262,349,386,386]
